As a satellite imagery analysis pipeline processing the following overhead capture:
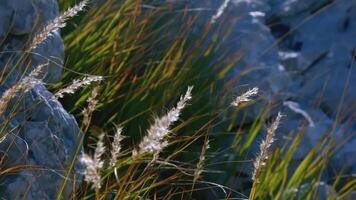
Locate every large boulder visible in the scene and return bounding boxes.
[0,84,83,199]
[161,0,356,185]
[0,0,82,199]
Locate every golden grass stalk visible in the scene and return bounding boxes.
[28,0,89,51]
[249,112,283,200]
[133,86,193,160]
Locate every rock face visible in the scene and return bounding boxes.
[165,0,355,187]
[0,0,82,199]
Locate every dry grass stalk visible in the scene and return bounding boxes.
[211,0,232,24]
[28,0,89,51]
[0,82,30,117]
[80,133,105,189]
[54,75,103,99]
[231,87,259,107]
[0,63,49,117]
[25,63,48,81]
[193,137,210,183]
[82,86,100,132]
[133,86,193,159]
[110,127,124,167]
[249,112,283,200]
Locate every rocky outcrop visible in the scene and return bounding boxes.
[164,0,355,184]
[0,0,82,199]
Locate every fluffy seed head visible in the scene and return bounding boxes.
[82,86,100,130]
[134,86,193,158]
[252,112,283,181]
[80,154,101,189]
[0,82,29,117]
[194,137,210,183]
[29,0,89,51]
[231,87,258,107]
[110,127,124,167]
[94,133,105,169]
[54,75,103,98]
[0,63,48,117]
[80,133,105,189]
[26,63,48,81]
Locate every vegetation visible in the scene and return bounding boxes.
[0,0,354,199]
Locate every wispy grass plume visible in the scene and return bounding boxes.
[82,86,100,132]
[110,127,124,167]
[54,75,103,99]
[25,63,48,82]
[231,87,259,107]
[28,0,88,51]
[133,86,193,160]
[193,137,210,183]
[80,133,105,189]
[0,63,49,117]
[249,112,283,200]
[0,82,30,117]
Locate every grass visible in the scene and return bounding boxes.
[0,0,354,199]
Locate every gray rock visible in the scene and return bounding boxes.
[8,0,37,35]
[0,0,63,84]
[0,0,82,199]
[0,2,12,41]
[232,0,356,179]
[298,182,337,200]
[177,0,356,187]
[268,0,330,17]
[0,84,83,199]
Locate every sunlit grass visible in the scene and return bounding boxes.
[0,0,353,199]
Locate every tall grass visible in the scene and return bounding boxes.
[0,0,353,199]
[54,0,354,199]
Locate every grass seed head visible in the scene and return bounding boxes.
[134,86,193,159]
[231,87,259,107]
[29,0,89,51]
[252,112,283,181]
